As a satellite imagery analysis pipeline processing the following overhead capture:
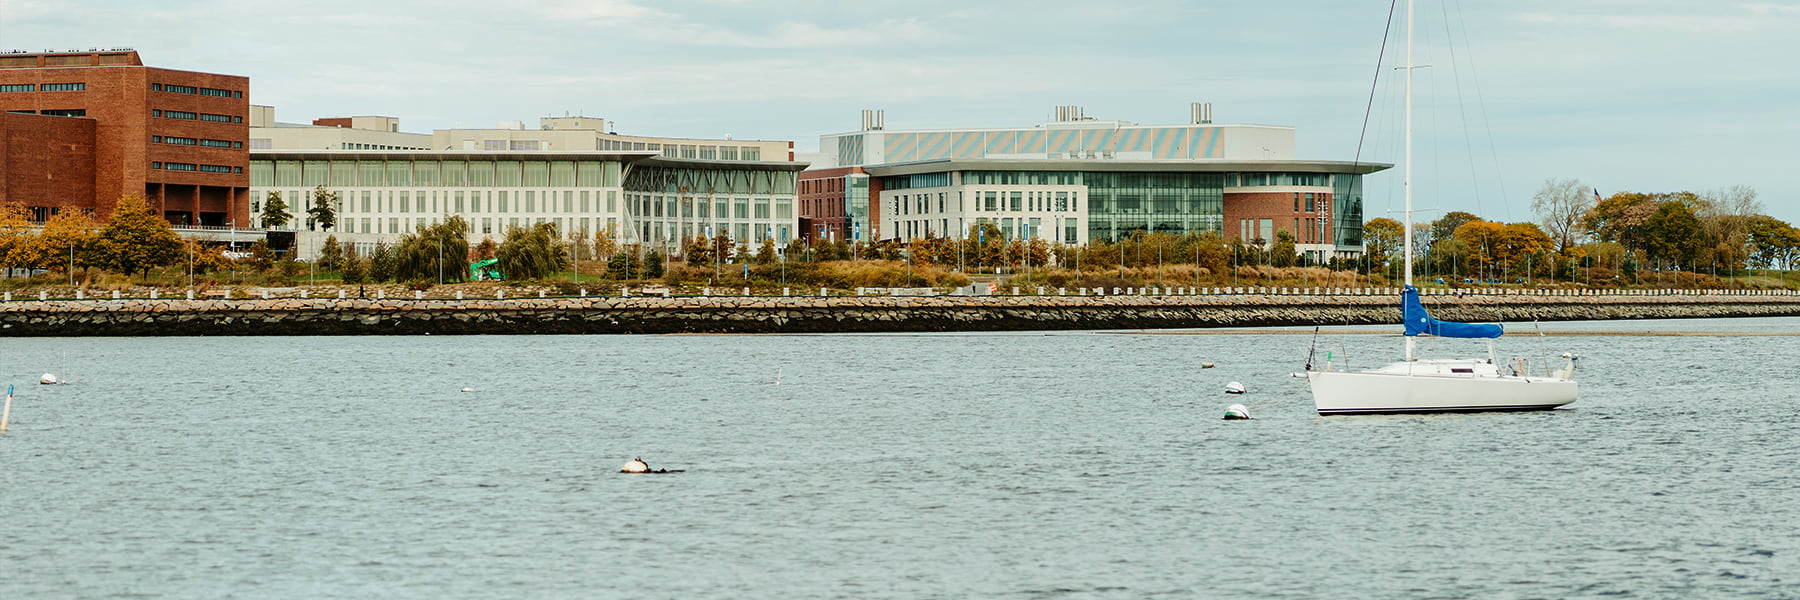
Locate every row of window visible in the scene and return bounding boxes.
[7,109,86,117]
[1292,192,1331,213]
[262,189,625,218]
[597,138,764,161]
[343,143,426,151]
[152,135,243,149]
[152,162,242,173]
[0,83,85,92]
[628,194,792,221]
[152,109,243,123]
[152,83,242,98]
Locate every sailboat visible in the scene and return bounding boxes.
[1305,0,1578,415]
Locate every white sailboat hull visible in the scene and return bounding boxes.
[1308,363,1576,415]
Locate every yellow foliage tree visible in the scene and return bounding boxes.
[21,208,99,271]
[90,194,185,280]
[0,203,34,271]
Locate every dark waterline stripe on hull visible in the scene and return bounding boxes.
[1318,404,1571,416]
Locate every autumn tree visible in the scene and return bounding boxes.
[89,194,184,280]
[260,191,291,229]
[23,209,99,271]
[307,186,339,231]
[1583,192,1658,252]
[684,235,714,265]
[0,203,33,272]
[1362,217,1404,277]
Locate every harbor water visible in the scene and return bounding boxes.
[3,317,1797,598]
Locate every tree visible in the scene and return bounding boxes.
[89,194,184,280]
[1428,211,1482,247]
[0,203,34,272]
[241,239,274,271]
[368,243,396,282]
[642,248,665,278]
[1747,215,1800,271]
[604,244,643,280]
[1454,221,1552,280]
[755,238,777,265]
[1530,177,1594,254]
[593,228,617,261]
[318,235,345,271]
[1363,217,1404,276]
[1583,192,1657,251]
[495,222,566,281]
[684,235,713,265]
[23,209,99,272]
[1642,199,1704,267]
[340,254,367,284]
[260,191,291,229]
[307,186,339,232]
[394,216,471,283]
[1270,230,1298,268]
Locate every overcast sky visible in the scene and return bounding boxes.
[3,0,1795,224]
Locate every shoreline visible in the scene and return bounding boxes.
[3,290,1798,336]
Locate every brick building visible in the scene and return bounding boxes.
[0,49,249,226]
[796,166,873,243]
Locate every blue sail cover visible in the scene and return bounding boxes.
[1402,285,1503,338]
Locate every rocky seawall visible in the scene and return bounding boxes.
[2,290,1798,336]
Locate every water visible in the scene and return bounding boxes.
[3,318,1798,598]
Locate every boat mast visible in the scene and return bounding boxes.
[1404,0,1416,362]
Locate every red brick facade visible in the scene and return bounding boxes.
[797,166,869,243]
[0,50,248,226]
[1222,190,1334,244]
[0,111,96,220]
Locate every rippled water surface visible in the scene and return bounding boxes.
[3,318,1798,598]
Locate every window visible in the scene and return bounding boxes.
[161,84,198,94]
[162,110,197,120]
[741,147,760,161]
[161,136,198,146]
[199,87,233,97]
[40,83,85,91]
[199,139,233,148]
[163,162,197,171]
[198,113,233,123]
[40,109,85,117]
[0,84,33,92]
[151,162,162,169]
[198,164,232,173]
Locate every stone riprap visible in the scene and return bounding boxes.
[2,292,1797,336]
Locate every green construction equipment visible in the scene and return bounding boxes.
[470,257,503,281]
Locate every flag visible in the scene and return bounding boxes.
[1594,188,1602,202]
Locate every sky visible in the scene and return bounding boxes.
[2,0,1795,224]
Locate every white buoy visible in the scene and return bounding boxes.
[620,458,651,473]
[39,373,57,385]
[1224,381,1246,394]
[774,367,783,386]
[460,387,475,393]
[1223,403,1252,420]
